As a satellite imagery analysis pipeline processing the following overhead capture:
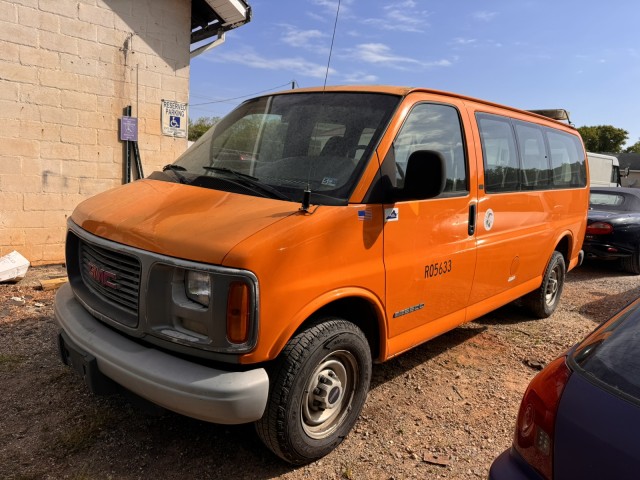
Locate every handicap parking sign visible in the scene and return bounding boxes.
[120,116,138,141]
[161,100,187,138]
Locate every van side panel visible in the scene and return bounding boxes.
[380,97,588,359]
[466,102,588,309]
[468,191,558,304]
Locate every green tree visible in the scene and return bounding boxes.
[624,140,640,153]
[188,116,220,142]
[577,125,629,153]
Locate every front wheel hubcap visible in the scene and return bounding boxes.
[311,370,344,411]
[301,350,357,439]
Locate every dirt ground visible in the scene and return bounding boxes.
[1,260,639,480]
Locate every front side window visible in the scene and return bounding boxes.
[161,92,400,205]
[393,103,468,194]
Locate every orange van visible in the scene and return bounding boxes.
[55,86,588,464]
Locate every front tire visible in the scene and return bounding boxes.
[255,318,372,465]
[524,251,565,318]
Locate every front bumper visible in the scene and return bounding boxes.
[54,283,269,424]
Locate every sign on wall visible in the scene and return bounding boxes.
[161,100,188,138]
[120,116,138,141]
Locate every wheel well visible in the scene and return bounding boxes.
[555,235,571,265]
[300,297,382,361]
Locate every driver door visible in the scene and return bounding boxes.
[382,98,478,352]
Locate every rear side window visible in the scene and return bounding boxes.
[572,305,640,403]
[547,131,587,187]
[478,115,519,192]
[514,122,549,189]
[477,112,586,193]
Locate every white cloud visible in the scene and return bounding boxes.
[280,24,326,49]
[426,59,453,67]
[452,37,477,46]
[346,43,452,71]
[209,48,335,79]
[354,43,421,66]
[342,43,453,70]
[312,0,353,17]
[342,72,379,83]
[313,0,340,9]
[473,11,498,22]
[306,11,326,22]
[363,2,430,33]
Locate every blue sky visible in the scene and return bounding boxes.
[189,0,640,148]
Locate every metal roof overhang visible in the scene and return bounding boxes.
[191,0,251,57]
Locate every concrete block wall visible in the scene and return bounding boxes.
[0,0,191,265]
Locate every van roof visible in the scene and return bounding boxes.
[269,85,578,130]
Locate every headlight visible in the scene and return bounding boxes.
[185,271,211,307]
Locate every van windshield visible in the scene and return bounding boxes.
[161,92,400,205]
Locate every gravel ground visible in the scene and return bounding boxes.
[1,260,639,480]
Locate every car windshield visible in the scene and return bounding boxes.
[571,299,640,403]
[159,92,400,205]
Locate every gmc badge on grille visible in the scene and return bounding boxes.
[88,262,119,289]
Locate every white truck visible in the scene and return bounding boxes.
[587,152,622,187]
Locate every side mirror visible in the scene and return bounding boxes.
[394,150,446,201]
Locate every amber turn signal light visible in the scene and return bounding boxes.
[227,281,250,344]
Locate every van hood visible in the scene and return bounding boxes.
[71,179,299,265]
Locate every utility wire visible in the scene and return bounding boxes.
[190,81,295,107]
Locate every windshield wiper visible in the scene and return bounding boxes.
[203,166,291,201]
[162,164,189,184]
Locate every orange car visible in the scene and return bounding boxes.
[55,86,588,464]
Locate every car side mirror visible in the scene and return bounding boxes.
[393,150,446,201]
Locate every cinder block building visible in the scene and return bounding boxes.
[0,0,249,264]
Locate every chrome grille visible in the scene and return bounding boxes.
[80,241,141,315]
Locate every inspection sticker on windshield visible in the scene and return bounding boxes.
[321,176,337,187]
[385,208,399,222]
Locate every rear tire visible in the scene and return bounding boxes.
[255,318,372,465]
[621,248,640,275]
[525,251,565,318]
